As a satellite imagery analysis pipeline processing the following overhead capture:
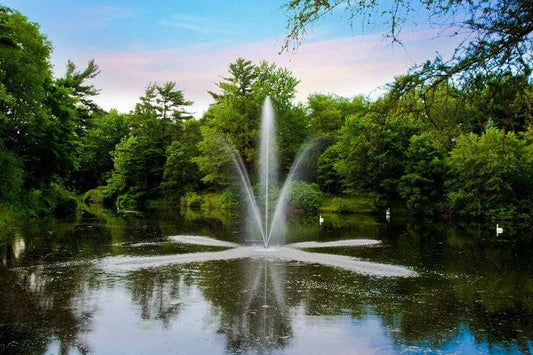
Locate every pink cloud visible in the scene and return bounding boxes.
[53,30,460,116]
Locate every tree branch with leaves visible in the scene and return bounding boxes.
[282,0,533,91]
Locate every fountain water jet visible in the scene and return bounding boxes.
[226,97,311,248]
[227,146,266,243]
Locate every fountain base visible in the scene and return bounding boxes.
[102,235,417,278]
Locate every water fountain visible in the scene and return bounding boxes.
[102,97,417,278]
[228,97,312,248]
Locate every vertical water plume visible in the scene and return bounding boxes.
[259,97,278,246]
[225,96,311,247]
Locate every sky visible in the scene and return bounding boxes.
[5,0,462,117]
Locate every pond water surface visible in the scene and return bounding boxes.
[1,210,532,354]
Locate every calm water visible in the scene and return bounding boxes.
[1,209,533,354]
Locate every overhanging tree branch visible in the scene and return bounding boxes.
[282,0,533,94]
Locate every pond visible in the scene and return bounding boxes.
[1,209,532,354]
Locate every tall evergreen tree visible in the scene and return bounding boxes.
[104,82,192,209]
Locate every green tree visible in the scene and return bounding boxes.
[104,135,166,210]
[0,6,79,212]
[136,81,193,122]
[37,80,80,185]
[0,6,52,166]
[287,180,323,212]
[197,58,304,189]
[104,83,192,209]
[56,59,104,136]
[0,6,92,218]
[277,104,309,175]
[132,81,192,142]
[75,110,130,191]
[307,94,369,192]
[208,58,257,100]
[384,78,476,146]
[195,123,234,187]
[317,144,343,193]
[463,73,533,133]
[333,108,420,201]
[0,141,23,204]
[447,128,533,219]
[398,133,447,217]
[307,94,368,141]
[161,120,203,200]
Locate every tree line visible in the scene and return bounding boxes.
[1,5,533,222]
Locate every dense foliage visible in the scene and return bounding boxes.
[447,129,533,219]
[398,134,447,217]
[196,58,308,188]
[103,82,192,209]
[0,7,81,217]
[2,4,533,224]
[287,181,323,212]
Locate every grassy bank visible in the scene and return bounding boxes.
[179,191,380,215]
[318,194,379,214]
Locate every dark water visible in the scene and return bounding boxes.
[1,209,532,354]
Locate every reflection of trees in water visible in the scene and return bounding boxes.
[120,256,460,352]
[125,267,197,327]
[199,259,293,353]
[371,273,533,353]
[0,222,112,268]
[209,256,532,352]
[369,221,533,352]
[123,259,295,353]
[195,257,463,352]
[2,211,533,353]
[0,264,100,354]
[0,218,108,354]
[121,243,533,353]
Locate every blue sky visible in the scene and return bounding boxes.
[8,0,293,50]
[5,1,461,116]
